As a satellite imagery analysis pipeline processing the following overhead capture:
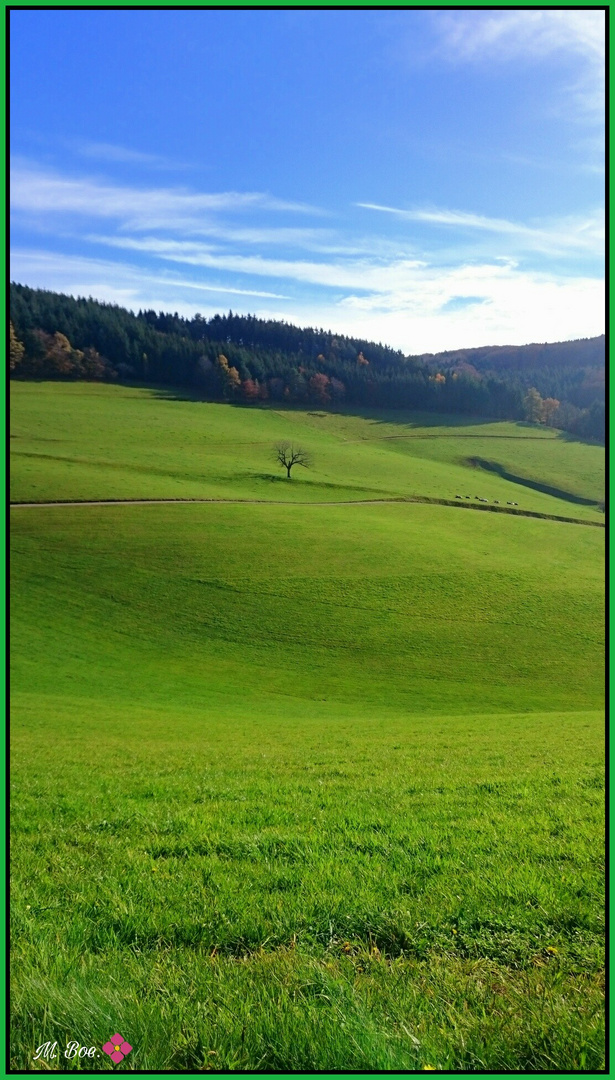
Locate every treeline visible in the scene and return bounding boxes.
[416,336,605,411]
[9,283,604,442]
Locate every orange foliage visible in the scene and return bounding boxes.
[242,378,260,401]
[309,372,331,403]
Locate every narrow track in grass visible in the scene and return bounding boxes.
[9,496,605,527]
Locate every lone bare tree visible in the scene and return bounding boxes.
[273,441,312,479]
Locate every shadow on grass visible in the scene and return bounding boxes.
[139,383,211,403]
[242,473,389,495]
[555,428,605,447]
[122,382,605,447]
[136,385,497,429]
[467,457,601,508]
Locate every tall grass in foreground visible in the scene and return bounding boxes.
[11,706,604,1070]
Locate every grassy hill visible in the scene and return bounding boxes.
[10,382,605,1070]
[10,382,605,518]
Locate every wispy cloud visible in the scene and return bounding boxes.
[76,141,182,168]
[13,159,603,271]
[10,246,603,355]
[94,223,365,256]
[10,160,323,232]
[12,161,361,254]
[435,10,605,118]
[10,249,291,301]
[357,202,605,259]
[10,158,604,353]
[86,232,427,292]
[438,10,604,64]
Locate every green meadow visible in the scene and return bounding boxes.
[10,382,604,519]
[10,383,605,1071]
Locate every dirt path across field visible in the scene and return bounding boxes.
[9,496,604,527]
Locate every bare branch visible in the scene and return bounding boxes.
[273,441,312,477]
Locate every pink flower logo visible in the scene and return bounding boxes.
[102,1035,133,1064]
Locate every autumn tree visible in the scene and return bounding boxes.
[541,397,560,426]
[523,387,544,423]
[241,377,260,401]
[9,322,24,372]
[217,353,241,398]
[21,330,83,378]
[8,283,605,441]
[309,372,331,404]
[43,331,80,375]
[273,441,312,479]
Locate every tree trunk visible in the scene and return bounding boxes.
[286,464,292,478]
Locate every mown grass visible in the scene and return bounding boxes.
[11,503,604,717]
[10,382,604,520]
[10,383,605,1070]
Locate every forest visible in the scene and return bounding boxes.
[9,283,605,442]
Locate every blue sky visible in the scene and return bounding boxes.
[10,9,604,353]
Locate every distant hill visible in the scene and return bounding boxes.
[414,337,605,410]
[415,336,604,373]
[9,283,604,442]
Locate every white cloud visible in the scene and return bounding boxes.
[439,10,604,63]
[436,10,605,118]
[10,159,604,354]
[13,159,604,272]
[329,274,604,353]
[77,142,177,167]
[326,261,604,352]
[85,233,425,292]
[10,247,604,355]
[10,250,291,302]
[10,160,323,232]
[357,202,605,259]
[90,224,367,256]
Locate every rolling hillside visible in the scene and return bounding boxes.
[10,382,605,1071]
[10,285,606,441]
[10,382,605,518]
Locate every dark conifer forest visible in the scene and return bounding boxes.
[10,283,605,442]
